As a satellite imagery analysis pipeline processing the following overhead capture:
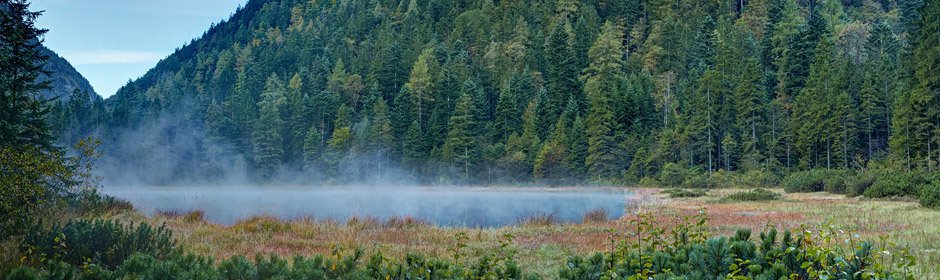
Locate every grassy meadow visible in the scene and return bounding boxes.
[91,188,940,278]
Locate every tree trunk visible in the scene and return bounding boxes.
[707,87,713,173]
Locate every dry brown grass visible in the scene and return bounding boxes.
[517,213,559,227]
[156,210,206,223]
[231,215,291,233]
[582,209,608,224]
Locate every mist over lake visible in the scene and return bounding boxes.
[102,187,631,227]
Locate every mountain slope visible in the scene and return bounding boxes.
[88,0,936,185]
[36,46,97,102]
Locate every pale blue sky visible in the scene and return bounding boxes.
[32,0,248,98]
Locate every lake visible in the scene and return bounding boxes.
[102,187,631,227]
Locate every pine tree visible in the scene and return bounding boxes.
[495,70,530,140]
[545,22,580,122]
[227,67,256,154]
[566,116,589,178]
[583,22,625,180]
[533,118,570,182]
[283,73,306,164]
[734,55,765,168]
[402,120,425,175]
[442,93,477,180]
[793,38,851,169]
[783,8,828,98]
[203,100,236,178]
[909,0,939,170]
[406,48,435,129]
[369,99,394,153]
[0,0,51,150]
[252,74,287,179]
[859,21,898,159]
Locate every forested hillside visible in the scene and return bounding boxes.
[37,46,107,147]
[63,0,939,185]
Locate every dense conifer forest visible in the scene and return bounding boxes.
[47,0,940,186]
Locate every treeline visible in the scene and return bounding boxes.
[57,0,940,184]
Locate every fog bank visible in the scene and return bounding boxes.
[102,186,631,227]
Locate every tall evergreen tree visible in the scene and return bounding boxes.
[406,48,435,129]
[545,22,580,122]
[0,0,51,150]
[442,93,477,180]
[252,74,287,179]
[583,22,625,180]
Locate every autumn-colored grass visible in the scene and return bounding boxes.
[101,188,940,278]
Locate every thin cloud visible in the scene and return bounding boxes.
[65,49,164,65]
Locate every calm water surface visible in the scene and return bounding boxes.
[102,187,631,227]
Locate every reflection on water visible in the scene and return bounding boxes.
[102,187,631,227]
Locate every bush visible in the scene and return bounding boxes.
[782,170,824,193]
[919,182,940,209]
[724,188,783,202]
[21,219,177,269]
[659,163,688,187]
[781,169,848,193]
[863,171,929,198]
[558,215,915,280]
[662,188,706,198]
[681,173,717,189]
[845,171,877,197]
[734,170,781,188]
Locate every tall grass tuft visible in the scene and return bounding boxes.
[518,213,558,227]
[582,209,608,224]
[232,216,291,234]
[384,216,429,229]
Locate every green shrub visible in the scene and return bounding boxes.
[659,163,688,187]
[821,170,850,193]
[734,170,781,188]
[845,171,877,197]
[781,169,848,193]
[920,182,940,209]
[21,219,177,269]
[782,170,824,193]
[681,173,717,189]
[724,188,783,202]
[662,188,707,198]
[558,216,915,280]
[863,171,929,198]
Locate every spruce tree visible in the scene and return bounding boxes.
[406,48,435,129]
[545,22,580,122]
[583,22,625,180]
[0,0,51,150]
[442,93,477,180]
[252,74,287,179]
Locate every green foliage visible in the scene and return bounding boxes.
[559,215,916,280]
[724,188,783,202]
[920,181,940,209]
[781,169,849,193]
[583,21,625,181]
[0,0,53,151]
[662,188,706,198]
[20,219,177,269]
[0,138,101,240]
[864,171,929,198]
[27,0,939,186]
